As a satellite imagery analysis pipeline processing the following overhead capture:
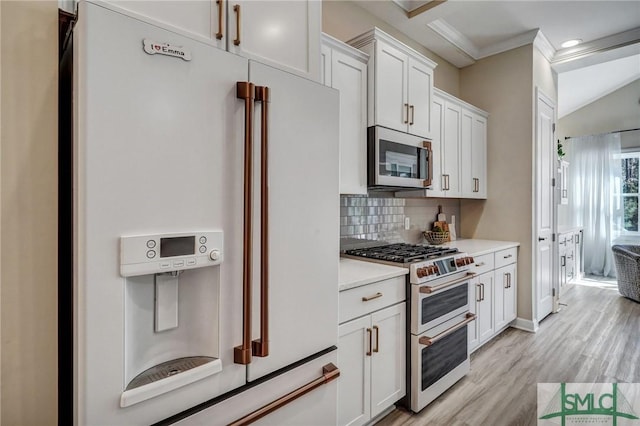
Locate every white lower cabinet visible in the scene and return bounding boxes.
[468,246,518,353]
[338,299,405,426]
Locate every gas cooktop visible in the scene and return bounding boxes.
[342,243,459,265]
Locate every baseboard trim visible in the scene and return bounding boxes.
[512,318,539,333]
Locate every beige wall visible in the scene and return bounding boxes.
[459,45,535,321]
[322,0,460,96]
[1,1,58,424]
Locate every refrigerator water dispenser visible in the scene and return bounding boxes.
[120,231,224,407]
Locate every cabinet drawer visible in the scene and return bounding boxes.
[471,253,494,276]
[339,276,405,324]
[495,247,517,268]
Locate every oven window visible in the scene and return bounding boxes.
[379,139,427,179]
[421,326,467,390]
[421,283,468,325]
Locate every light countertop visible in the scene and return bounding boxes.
[339,258,407,292]
[444,239,520,257]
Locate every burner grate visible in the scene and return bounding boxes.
[344,243,459,264]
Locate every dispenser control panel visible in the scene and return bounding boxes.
[120,231,223,277]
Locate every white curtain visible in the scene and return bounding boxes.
[568,133,622,277]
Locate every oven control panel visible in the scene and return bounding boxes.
[120,231,223,277]
[410,253,474,284]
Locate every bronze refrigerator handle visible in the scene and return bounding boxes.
[233,4,241,46]
[252,86,270,357]
[419,313,477,347]
[215,0,224,40]
[228,363,340,426]
[234,82,255,365]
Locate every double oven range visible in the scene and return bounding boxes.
[343,243,476,413]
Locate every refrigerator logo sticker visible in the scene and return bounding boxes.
[143,39,191,61]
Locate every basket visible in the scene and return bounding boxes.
[423,231,450,245]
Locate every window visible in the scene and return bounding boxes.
[619,152,640,232]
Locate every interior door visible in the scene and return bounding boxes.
[247,60,339,381]
[536,89,555,322]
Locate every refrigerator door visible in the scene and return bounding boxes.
[75,2,247,424]
[247,61,339,381]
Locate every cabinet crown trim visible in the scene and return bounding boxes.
[434,88,489,118]
[322,33,370,62]
[347,27,438,69]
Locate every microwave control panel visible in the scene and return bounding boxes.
[120,231,223,277]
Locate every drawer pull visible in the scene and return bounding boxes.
[362,292,383,302]
[419,313,477,347]
[475,262,486,267]
[503,254,513,259]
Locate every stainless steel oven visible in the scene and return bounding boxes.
[368,126,432,190]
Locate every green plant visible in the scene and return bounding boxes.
[557,140,565,159]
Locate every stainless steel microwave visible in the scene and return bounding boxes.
[367,126,433,190]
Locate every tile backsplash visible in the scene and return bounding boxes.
[340,194,461,245]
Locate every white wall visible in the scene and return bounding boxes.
[1,2,58,424]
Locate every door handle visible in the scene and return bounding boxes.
[233,4,241,46]
[409,105,415,125]
[234,81,256,365]
[538,237,547,241]
[419,313,477,347]
[373,325,379,353]
[215,0,224,40]
[228,363,340,426]
[252,86,270,358]
[404,103,409,124]
[476,283,481,302]
[481,283,485,301]
[366,328,372,356]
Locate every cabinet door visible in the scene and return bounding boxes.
[426,96,446,197]
[442,101,461,197]
[105,1,224,49]
[494,267,507,330]
[468,277,480,353]
[374,40,409,132]
[407,57,433,138]
[460,108,474,197]
[472,114,487,199]
[228,0,321,81]
[338,317,372,426]
[477,273,494,344]
[504,263,517,324]
[332,50,368,195]
[370,303,406,419]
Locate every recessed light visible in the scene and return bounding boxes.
[561,39,582,48]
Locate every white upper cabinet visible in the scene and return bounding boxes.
[348,28,436,139]
[102,0,321,81]
[460,106,488,199]
[321,34,369,195]
[443,100,462,197]
[228,0,321,81]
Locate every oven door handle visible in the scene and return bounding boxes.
[418,313,477,347]
[419,272,477,294]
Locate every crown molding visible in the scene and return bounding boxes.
[427,18,479,59]
[533,30,555,63]
[552,27,640,65]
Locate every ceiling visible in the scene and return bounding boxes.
[352,0,640,117]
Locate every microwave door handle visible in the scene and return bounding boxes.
[423,141,432,188]
[235,81,255,365]
[253,86,270,358]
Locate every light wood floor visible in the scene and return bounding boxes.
[378,277,640,426]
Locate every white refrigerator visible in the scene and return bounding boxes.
[68,2,339,424]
